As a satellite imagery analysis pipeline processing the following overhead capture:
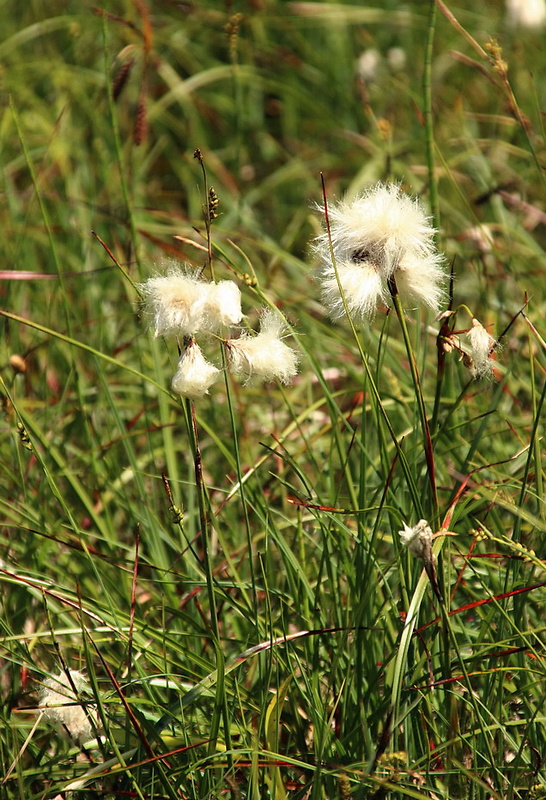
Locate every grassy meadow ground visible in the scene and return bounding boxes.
[0,0,545,798]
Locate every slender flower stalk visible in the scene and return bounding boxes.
[388,281,438,521]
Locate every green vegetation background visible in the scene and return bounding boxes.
[0,1,545,798]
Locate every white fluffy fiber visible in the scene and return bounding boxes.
[399,519,433,560]
[467,318,496,379]
[315,183,446,323]
[227,310,299,384]
[140,266,242,337]
[39,669,96,743]
[202,280,244,330]
[506,0,546,28]
[319,263,384,322]
[140,269,209,337]
[171,341,220,398]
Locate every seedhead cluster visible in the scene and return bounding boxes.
[140,263,299,399]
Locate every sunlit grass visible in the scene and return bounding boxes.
[1,1,545,799]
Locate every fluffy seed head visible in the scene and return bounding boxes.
[140,266,242,337]
[201,280,243,330]
[315,183,446,323]
[357,48,381,83]
[140,267,209,337]
[399,519,433,560]
[387,47,407,72]
[506,0,546,28]
[226,310,299,385]
[171,340,220,399]
[39,670,96,743]
[467,318,497,380]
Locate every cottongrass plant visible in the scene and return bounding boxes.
[225,309,299,384]
[2,3,545,799]
[140,263,299,397]
[39,670,97,744]
[315,182,446,324]
[466,317,498,379]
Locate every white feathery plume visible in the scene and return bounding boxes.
[467,318,497,379]
[39,669,97,743]
[140,267,209,337]
[226,310,299,384]
[506,0,546,28]
[140,266,242,337]
[399,519,433,560]
[318,262,384,322]
[315,183,446,323]
[171,340,220,399]
[201,280,243,330]
[394,250,446,313]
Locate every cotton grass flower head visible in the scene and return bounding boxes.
[506,0,546,28]
[140,267,209,338]
[399,519,443,601]
[39,669,96,743]
[399,519,433,560]
[226,309,299,384]
[356,48,381,83]
[201,280,244,330]
[171,339,220,399]
[140,265,242,337]
[467,318,497,379]
[386,47,407,73]
[315,183,446,324]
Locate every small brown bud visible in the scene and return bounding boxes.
[9,354,27,374]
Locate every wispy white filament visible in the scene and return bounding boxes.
[399,519,433,560]
[171,341,220,398]
[140,266,242,337]
[227,310,299,384]
[315,183,446,323]
[467,318,497,379]
[39,670,96,743]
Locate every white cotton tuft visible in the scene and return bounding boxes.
[319,262,385,322]
[467,318,497,380]
[140,266,242,337]
[226,310,299,385]
[201,280,243,330]
[140,268,209,337]
[386,47,407,73]
[39,670,97,743]
[315,183,446,324]
[506,0,546,28]
[356,48,381,83]
[394,250,447,312]
[171,341,220,399]
[399,519,433,560]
